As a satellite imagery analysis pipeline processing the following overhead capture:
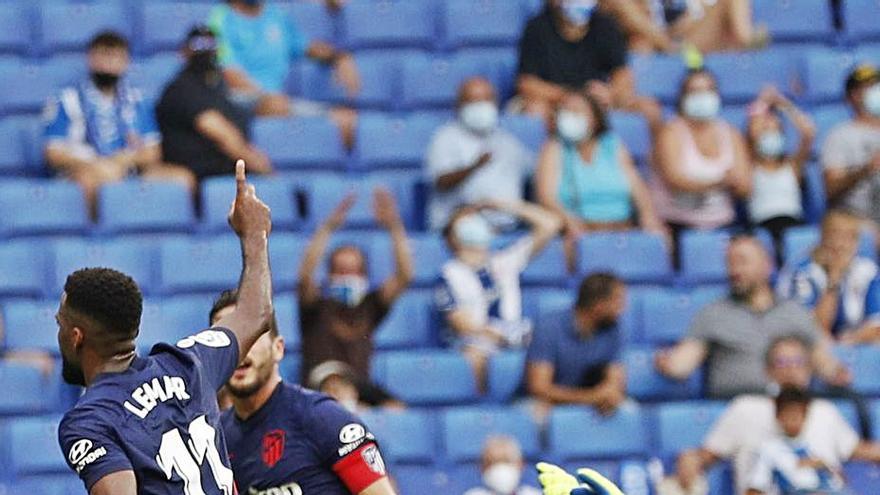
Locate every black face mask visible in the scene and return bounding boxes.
[61,353,86,386]
[595,316,619,331]
[90,71,120,90]
[188,51,219,75]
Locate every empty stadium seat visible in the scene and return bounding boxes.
[273,292,301,350]
[358,409,436,464]
[577,232,672,284]
[7,415,67,476]
[0,362,49,415]
[800,49,858,104]
[399,54,496,110]
[442,406,540,462]
[623,347,702,401]
[500,113,547,153]
[0,300,59,353]
[373,350,478,405]
[834,346,880,395]
[98,180,194,234]
[201,176,301,232]
[455,46,519,100]
[656,401,726,456]
[0,240,46,298]
[0,179,88,237]
[291,53,397,109]
[679,230,775,284]
[138,293,216,349]
[609,112,651,165]
[374,291,433,349]
[441,0,523,49]
[371,233,448,287]
[279,354,301,383]
[521,238,568,286]
[340,0,435,50]
[253,116,346,171]
[0,4,32,56]
[705,50,796,103]
[781,225,877,265]
[50,237,156,296]
[811,104,851,155]
[631,54,687,104]
[282,1,336,42]
[0,474,82,495]
[140,2,213,54]
[752,0,834,42]
[354,112,442,170]
[393,465,475,494]
[267,232,310,291]
[802,162,827,224]
[872,400,880,441]
[157,235,240,294]
[487,350,526,402]
[844,461,880,495]
[0,56,82,115]
[306,175,414,230]
[0,116,42,175]
[37,1,131,55]
[548,404,649,460]
[125,53,181,102]
[842,0,880,42]
[640,287,725,345]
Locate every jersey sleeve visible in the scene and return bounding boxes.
[42,93,72,144]
[864,277,880,325]
[59,408,132,491]
[172,327,240,392]
[134,98,161,145]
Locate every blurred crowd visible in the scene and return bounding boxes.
[8,0,880,494]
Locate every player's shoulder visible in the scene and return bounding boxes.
[59,399,118,444]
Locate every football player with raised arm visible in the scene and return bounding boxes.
[210,290,396,494]
[57,160,273,494]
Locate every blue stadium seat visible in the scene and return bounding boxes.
[442,406,540,463]
[0,474,82,495]
[442,0,523,49]
[500,114,546,153]
[267,232,310,292]
[354,112,442,170]
[140,2,213,54]
[8,415,67,476]
[623,347,702,401]
[811,104,852,154]
[98,180,194,234]
[291,53,397,109]
[393,465,475,495]
[0,300,58,353]
[640,287,725,345]
[834,346,880,395]
[253,116,346,171]
[609,112,651,165]
[0,116,42,175]
[282,1,336,42]
[340,0,435,50]
[273,292,300,350]
[679,230,774,284]
[705,50,796,103]
[781,225,877,265]
[38,1,131,55]
[577,232,672,284]
[521,238,568,286]
[374,291,432,349]
[50,237,156,296]
[631,54,687,104]
[279,354,301,383]
[487,350,526,402]
[0,56,79,115]
[0,179,88,237]
[842,0,880,42]
[0,362,49,415]
[0,240,46,298]
[800,50,858,104]
[157,235,240,294]
[138,294,216,349]
[455,46,519,100]
[0,4,32,56]
[656,401,726,456]
[802,162,826,224]
[201,175,301,232]
[549,405,649,460]
[752,0,834,42]
[372,233,448,287]
[126,53,181,102]
[373,350,478,405]
[399,54,496,110]
[307,175,414,230]
[358,409,436,464]
[872,400,880,441]
[844,461,880,495]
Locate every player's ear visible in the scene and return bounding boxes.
[71,326,85,351]
[271,336,285,362]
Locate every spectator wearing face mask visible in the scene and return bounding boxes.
[745,86,815,255]
[155,26,272,180]
[297,190,413,402]
[651,68,751,256]
[436,201,562,390]
[464,435,542,495]
[515,0,662,132]
[43,31,195,214]
[535,91,668,269]
[426,77,533,232]
[822,64,880,234]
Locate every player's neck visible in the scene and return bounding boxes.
[85,351,136,386]
[233,374,282,420]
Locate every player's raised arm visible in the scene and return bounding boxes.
[90,471,137,495]
[215,159,274,358]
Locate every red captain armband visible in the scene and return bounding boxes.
[332,442,387,494]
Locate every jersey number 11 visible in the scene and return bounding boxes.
[156,415,234,495]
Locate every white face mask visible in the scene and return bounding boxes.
[460,101,499,134]
[557,110,590,143]
[483,462,522,495]
[454,214,494,249]
[864,84,880,118]
[756,130,786,159]
[325,275,369,307]
[682,90,721,121]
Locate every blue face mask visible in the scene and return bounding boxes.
[454,214,494,249]
[325,275,369,307]
[756,131,786,159]
[561,0,597,27]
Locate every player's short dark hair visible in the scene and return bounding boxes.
[774,386,811,414]
[576,272,621,310]
[64,268,142,338]
[88,30,129,52]
[209,289,279,338]
[764,335,812,368]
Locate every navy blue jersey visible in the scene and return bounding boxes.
[58,328,240,494]
[222,382,386,495]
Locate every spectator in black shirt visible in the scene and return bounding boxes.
[155,26,271,180]
[515,0,661,133]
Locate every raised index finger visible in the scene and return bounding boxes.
[235,159,247,196]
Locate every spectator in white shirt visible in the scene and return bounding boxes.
[436,200,562,390]
[464,435,542,495]
[426,77,533,232]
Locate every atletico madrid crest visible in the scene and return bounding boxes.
[261,429,285,468]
